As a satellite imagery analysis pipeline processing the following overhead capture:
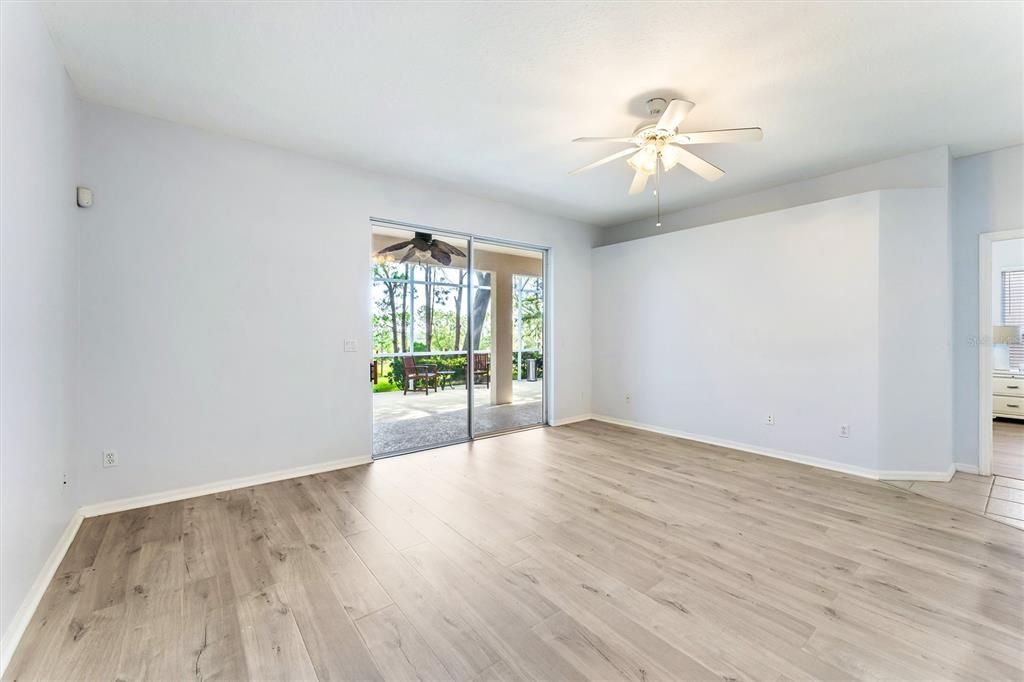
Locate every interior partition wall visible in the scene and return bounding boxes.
[370,218,548,458]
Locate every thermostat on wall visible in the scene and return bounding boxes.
[76,186,92,208]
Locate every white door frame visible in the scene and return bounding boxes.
[978,228,1024,476]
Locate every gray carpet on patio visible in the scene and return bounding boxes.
[373,400,543,456]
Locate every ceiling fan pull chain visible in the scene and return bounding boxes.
[655,161,662,228]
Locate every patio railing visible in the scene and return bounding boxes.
[372,349,542,391]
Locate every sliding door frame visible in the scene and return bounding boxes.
[469,233,550,439]
[370,217,550,458]
[370,219,474,459]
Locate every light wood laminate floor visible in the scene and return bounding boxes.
[883,472,1024,529]
[993,419,1024,480]
[6,421,1023,681]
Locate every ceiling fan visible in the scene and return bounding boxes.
[375,231,466,266]
[569,97,763,197]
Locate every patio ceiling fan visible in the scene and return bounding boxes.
[569,97,763,208]
[376,232,466,266]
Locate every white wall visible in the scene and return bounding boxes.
[600,147,950,246]
[951,145,1024,467]
[76,103,596,506]
[0,2,80,656]
[593,189,956,477]
[991,238,1024,370]
[593,193,883,474]
[877,189,954,473]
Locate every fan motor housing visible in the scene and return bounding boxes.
[645,97,668,116]
[633,121,659,136]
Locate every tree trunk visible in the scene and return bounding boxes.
[454,270,465,350]
[400,264,409,352]
[465,271,491,351]
[424,267,433,351]
[386,281,399,354]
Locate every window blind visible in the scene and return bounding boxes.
[1003,269,1024,369]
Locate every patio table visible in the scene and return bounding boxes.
[437,370,456,390]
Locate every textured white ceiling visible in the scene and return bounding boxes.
[41,1,1023,227]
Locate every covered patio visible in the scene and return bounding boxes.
[373,380,542,455]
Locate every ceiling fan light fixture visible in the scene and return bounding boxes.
[628,145,659,175]
[569,97,762,226]
[660,144,683,171]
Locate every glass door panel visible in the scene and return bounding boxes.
[371,226,471,457]
[470,240,546,436]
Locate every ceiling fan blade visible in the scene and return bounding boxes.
[429,244,452,266]
[672,128,763,145]
[656,99,695,131]
[675,147,725,182]
[628,171,649,195]
[434,240,466,258]
[572,137,636,143]
[377,239,414,254]
[569,146,637,175]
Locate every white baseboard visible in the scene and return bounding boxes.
[551,413,593,426]
[1,510,84,675]
[955,463,980,475]
[589,414,955,482]
[80,455,372,518]
[875,464,955,482]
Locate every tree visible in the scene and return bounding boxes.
[515,275,544,350]
[372,263,401,354]
[465,271,492,350]
[424,266,433,350]
[454,269,465,350]
[400,263,410,352]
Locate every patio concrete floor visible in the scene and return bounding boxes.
[373,380,543,455]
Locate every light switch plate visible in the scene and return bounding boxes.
[343,339,357,352]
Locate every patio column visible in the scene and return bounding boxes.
[490,269,514,405]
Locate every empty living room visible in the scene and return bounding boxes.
[3,1,1023,680]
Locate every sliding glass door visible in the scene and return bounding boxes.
[370,222,547,458]
[371,225,472,456]
[471,239,546,437]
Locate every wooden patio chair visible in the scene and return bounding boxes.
[470,353,490,388]
[401,355,437,395]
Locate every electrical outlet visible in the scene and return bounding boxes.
[839,424,850,438]
[765,413,775,426]
[102,451,118,468]
[625,393,632,404]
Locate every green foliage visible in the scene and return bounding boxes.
[512,351,544,379]
[371,266,540,383]
[390,354,469,386]
[514,275,543,351]
[377,352,542,389]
